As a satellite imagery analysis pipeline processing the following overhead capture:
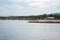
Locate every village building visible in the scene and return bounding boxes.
[46,17,55,20]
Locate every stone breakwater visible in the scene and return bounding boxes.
[28,20,60,23]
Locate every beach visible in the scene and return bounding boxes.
[28,20,60,23]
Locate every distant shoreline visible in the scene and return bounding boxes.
[28,20,60,23]
[0,20,60,23]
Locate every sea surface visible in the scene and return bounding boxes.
[0,20,60,40]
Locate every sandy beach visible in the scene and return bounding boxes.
[28,20,60,23]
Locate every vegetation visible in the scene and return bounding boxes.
[0,13,60,20]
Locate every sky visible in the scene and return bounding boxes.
[0,0,60,16]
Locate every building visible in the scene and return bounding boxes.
[46,17,55,20]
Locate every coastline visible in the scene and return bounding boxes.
[28,20,60,23]
[0,20,60,23]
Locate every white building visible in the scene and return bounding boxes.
[47,17,55,20]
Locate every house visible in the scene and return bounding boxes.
[46,17,55,20]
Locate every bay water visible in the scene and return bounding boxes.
[0,20,60,40]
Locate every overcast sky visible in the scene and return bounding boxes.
[0,0,60,16]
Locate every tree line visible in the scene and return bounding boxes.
[0,13,60,20]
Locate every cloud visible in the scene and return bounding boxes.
[0,0,60,16]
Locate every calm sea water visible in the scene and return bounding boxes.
[0,20,60,40]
